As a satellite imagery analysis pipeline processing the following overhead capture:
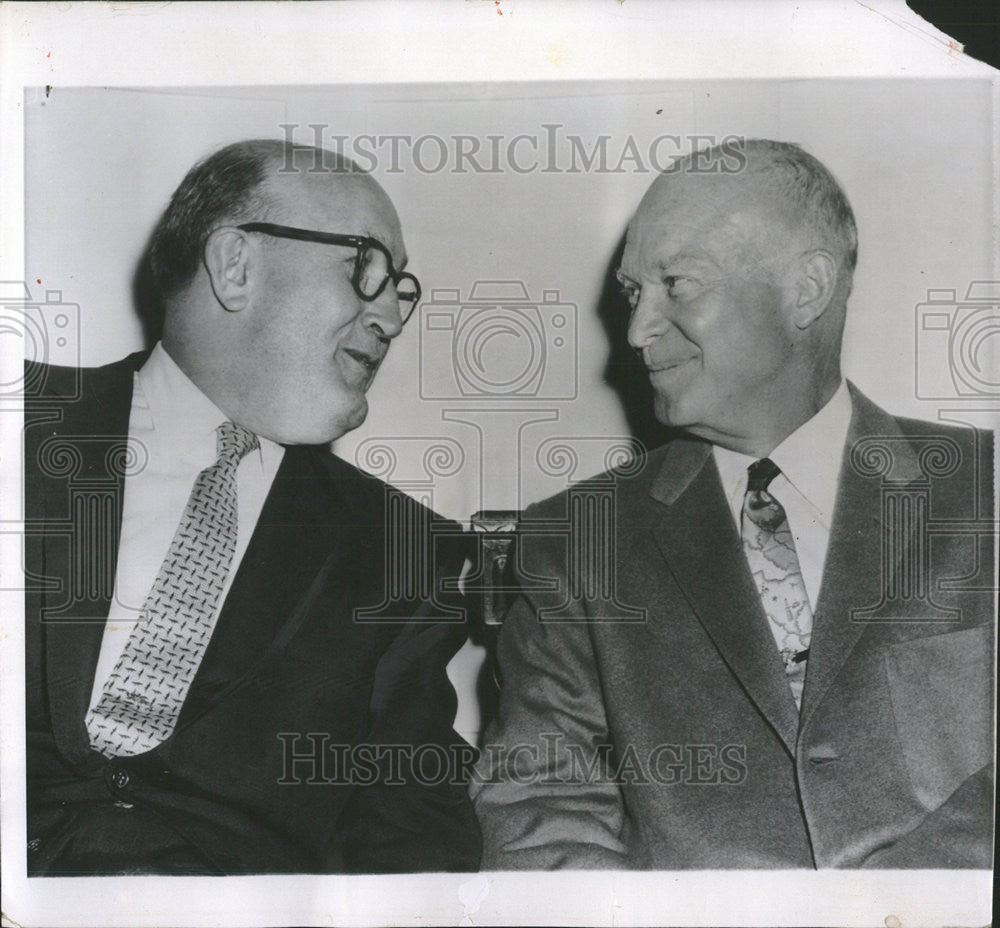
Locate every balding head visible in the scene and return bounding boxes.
[637,139,858,300]
[619,139,854,455]
[153,139,410,444]
[149,140,381,303]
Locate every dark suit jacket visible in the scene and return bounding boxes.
[471,386,994,869]
[24,353,481,875]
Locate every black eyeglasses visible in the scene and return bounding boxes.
[237,222,421,323]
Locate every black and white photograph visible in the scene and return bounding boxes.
[1,2,996,926]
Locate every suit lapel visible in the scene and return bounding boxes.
[799,387,922,727]
[37,355,141,767]
[175,445,350,725]
[33,356,361,757]
[649,438,800,755]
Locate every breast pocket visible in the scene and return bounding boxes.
[884,623,994,812]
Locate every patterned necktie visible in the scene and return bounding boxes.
[741,458,813,709]
[87,421,259,757]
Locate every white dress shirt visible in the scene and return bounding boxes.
[712,381,853,612]
[87,343,285,711]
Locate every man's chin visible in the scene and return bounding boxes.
[323,399,369,444]
[653,394,686,428]
[264,400,369,446]
[342,399,369,433]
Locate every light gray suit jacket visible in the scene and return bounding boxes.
[472,387,995,868]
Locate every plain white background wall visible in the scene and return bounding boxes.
[23,80,998,741]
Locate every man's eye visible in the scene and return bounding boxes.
[619,284,640,310]
[664,276,693,297]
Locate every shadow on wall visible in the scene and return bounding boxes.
[131,233,164,350]
[595,231,674,454]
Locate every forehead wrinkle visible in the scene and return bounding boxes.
[632,217,729,278]
[642,198,771,278]
[639,170,789,235]
[656,249,717,270]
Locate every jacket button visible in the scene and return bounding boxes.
[110,766,130,789]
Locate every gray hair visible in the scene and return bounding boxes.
[675,138,858,278]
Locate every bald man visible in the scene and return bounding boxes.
[471,139,994,869]
[25,140,480,874]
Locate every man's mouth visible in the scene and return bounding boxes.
[343,347,383,376]
[647,357,695,374]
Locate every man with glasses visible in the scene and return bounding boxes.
[24,139,480,874]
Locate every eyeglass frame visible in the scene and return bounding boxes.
[235,221,421,320]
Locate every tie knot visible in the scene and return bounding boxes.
[747,457,781,493]
[216,421,259,464]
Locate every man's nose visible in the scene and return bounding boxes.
[626,290,669,351]
[361,285,405,341]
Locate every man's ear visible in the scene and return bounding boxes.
[790,249,837,329]
[203,227,253,312]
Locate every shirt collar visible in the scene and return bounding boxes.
[136,342,230,464]
[713,380,852,529]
